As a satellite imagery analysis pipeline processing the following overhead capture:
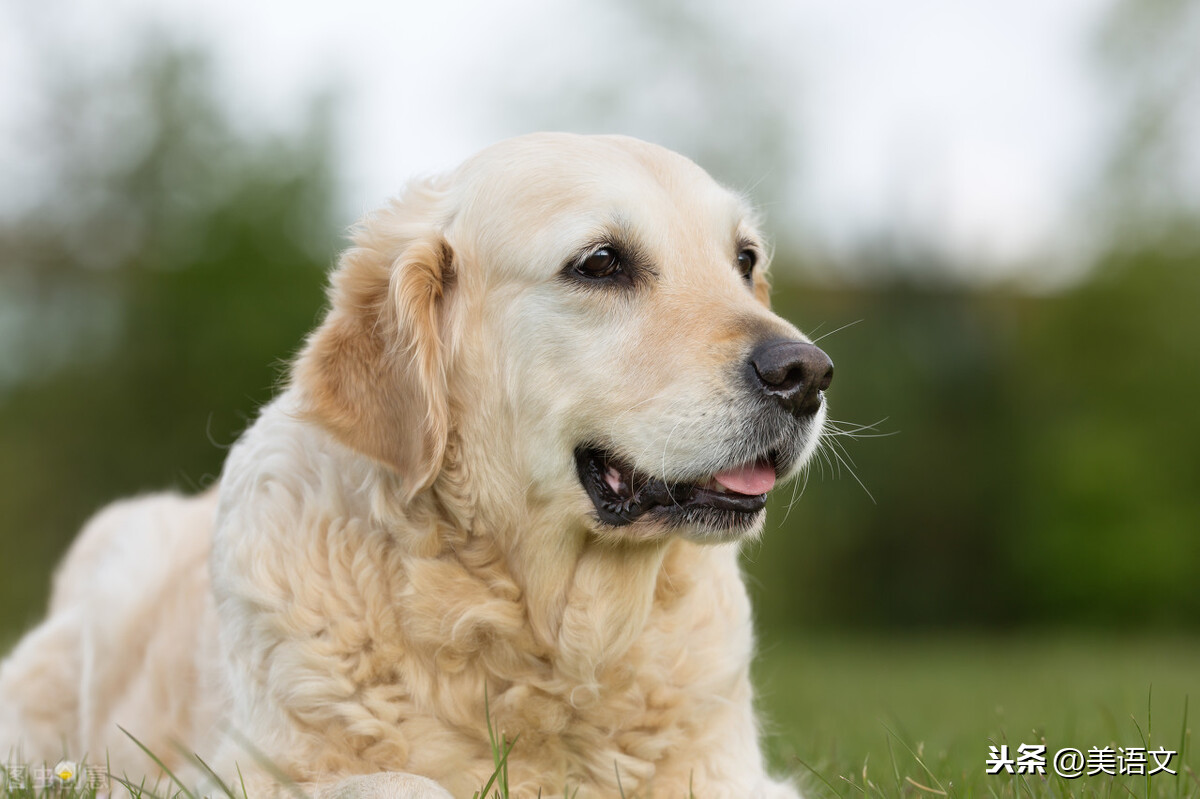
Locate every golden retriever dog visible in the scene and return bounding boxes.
[0,133,833,798]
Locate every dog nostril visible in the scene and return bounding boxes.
[756,361,805,393]
[749,340,834,417]
[815,360,834,392]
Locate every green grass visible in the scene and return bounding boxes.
[754,633,1200,798]
[1,634,1195,798]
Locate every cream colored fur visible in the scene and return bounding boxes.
[0,134,822,798]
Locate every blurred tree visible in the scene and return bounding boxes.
[1007,231,1200,626]
[1001,0,1200,625]
[1092,0,1200,237]
[753,236,1200,631]
[0,35,339,635]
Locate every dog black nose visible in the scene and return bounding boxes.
[748,340,834,417]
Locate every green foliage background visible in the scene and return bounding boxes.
[1,4,1198,644]
[0,45,336,633]
[755,237,1200,633]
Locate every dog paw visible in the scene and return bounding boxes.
[318,772,454,799]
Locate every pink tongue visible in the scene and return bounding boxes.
[712,462,776,496]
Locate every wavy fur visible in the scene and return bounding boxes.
[0,134,819,799]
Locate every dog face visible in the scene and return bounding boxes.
[296,133,832,545]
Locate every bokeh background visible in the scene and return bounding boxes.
[2,0,1199,789]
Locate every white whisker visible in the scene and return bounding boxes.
[823,416,897,439]
[826,437,876,504]
[810,319,863,345]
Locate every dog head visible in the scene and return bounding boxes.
[295,133,832,545]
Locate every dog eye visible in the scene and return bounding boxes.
[736,249,757,280]
[576,247,621,279]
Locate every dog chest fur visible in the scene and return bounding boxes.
[210,396,765,797]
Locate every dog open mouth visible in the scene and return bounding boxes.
[575,446,778,529]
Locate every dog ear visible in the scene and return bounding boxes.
[293,190,453,499]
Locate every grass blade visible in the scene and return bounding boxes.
[117,726,195,799]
